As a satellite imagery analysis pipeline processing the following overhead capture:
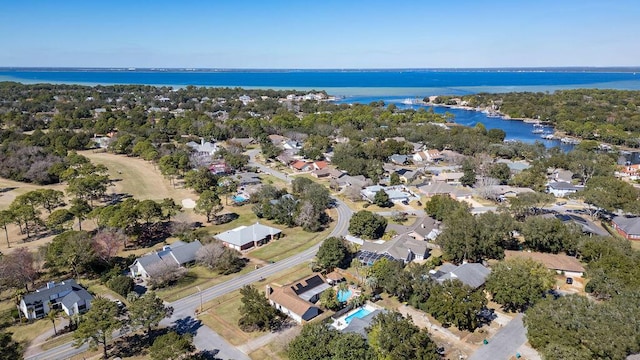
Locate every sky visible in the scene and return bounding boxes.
[1,0,639,69]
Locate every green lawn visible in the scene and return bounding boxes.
[249,224,332,263]
[199,262,314,347]
[155,264,256,302]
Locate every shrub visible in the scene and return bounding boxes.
[106,275,134,297]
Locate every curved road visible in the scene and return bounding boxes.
[27,152,353,360]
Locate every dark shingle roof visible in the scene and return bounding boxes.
[613,216,640,236]
[22,279,93,306]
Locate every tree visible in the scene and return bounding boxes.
[36,189,65,214]
[316,237,349,271]
[0,331,22,360]
[0,210,14,248]
[160,198,181,221]
[0,247,39,291]
[45,230,95,279]
[196,241,244,274]
[287,322,372,360]
[46,309,60,336]
[73,297,123,359]
[69,198,91,231]
[424,194,469,222]
[93,228,128,263]
[128,291,174,339]
[136,199,162,225]
[521,217,577,253]
[425,280,487,331]
[581,176,640,213]
[389,172,402,186]
[488,162,511,184]
[508,192,554,219]
[373,189,392,208]
[295,201,322,232]
[194,190,222,223]
[319,288,340,310]
[238,285,280,332]
[146,261,187,289]
[106,275,134,297]
[184,167,219,194]
[348,210,387,240]
[460,159,476,187]
[485,258,555,312]
[368,311,439,360]
[46,208,74,232]
[149,331,193,360]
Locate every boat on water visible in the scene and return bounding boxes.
[402,98,422,105]
[541,134,555,140]
[532,128,545,134]
[561,137,581,145]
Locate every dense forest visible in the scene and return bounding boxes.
[431,89,640,147]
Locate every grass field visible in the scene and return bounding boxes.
[198,262,313,347]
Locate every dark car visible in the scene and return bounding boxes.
[566,277,573,285]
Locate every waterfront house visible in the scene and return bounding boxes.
[129,240,203,278]
[215,222,282,251]
[266,274,330,324]
[20,280,93,320]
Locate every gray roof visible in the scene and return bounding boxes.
[435,263,491,289]
[541,213,609,237]
[360,234,430,262]
[342,309,385,337]
[22,279,93,306]
[612,216,640,236]
[410,217,438,237]
[389,154,409,164]
[132,240,202,271]
[215,222,281,247]
[548,182,583,191]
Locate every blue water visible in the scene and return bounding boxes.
[344,307,372,324]
[3,69,637,149]
[1,69,640,96]
[337,289,352,303]
[233,195,247,203]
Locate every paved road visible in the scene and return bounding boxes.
[469,313,527,360]
[28,152,352,360]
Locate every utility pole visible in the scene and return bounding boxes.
[196,286,203,313]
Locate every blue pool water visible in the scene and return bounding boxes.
[337,289,352,303]
[344,307,372,324]
[233,195,247,202]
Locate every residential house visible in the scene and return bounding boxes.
[268,134,287,145]
[432,172,464,184]
[417,182,473,200]
[393,168,421,183]
[215,222,282,251]
[209,160,232,175]
[129,240,203,278]
[234,172,262,187]
[413,151,429,163]
[548,168,574,183]
[547,182,583,197]
[339,307,386,337]
[413,149,442,163]
[407,217,440,241]
[611,216,640,240]
[312,167,344,179]
[282,140,302,151]
[228,137,255,147]
[266,274,330,324]
[430,263,491,289]
[325,271,345,285]
[290,160,314,172]
[337,175,368,189]
[389,154,409,165]
[276,151,296,166]
[361,185,417,204]
[20,280,93,320]
[504,250,586,277]
[358,234,432,265]
[311,161,328,171]
[496,159,531,174]
[616,164,640,180]
[186,138,219,157]
[540,213,609,237]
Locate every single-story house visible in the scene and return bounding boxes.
[130,240,203,278]
[290,160,314,172]
[268,134,287,145]
[228,137,255,147]
[504,250,585,277]
[547,182,583,197]
[234,172,262,187]
[548,168,574,183]
[215,222,282,251]
[616,164,640,180]
[496,159,531,174]
[393,168,421,183]
[266,274,330,324]
[325,271,345,285]
[209,160,232,175]
[407,217,440,241]
[430,263,491,289]
[540,213,609,237]
[389,154,409,165]
[311,161,328,171]
[361,185,418,204]
[432,172,464,183]
[276,151,296,166]
[20,280,93,320]
[417,182,473,200]
[611,216,640,240]
[312,167,345,179]
[283,140,302,151]
[336,175,368,189]
[358,234,431,265]
[413,149,442,163]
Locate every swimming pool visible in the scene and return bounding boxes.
[344,307,372,324]
[337,289,352,303]
[233,195,247,202]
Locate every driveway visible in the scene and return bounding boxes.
[469,313,527,360]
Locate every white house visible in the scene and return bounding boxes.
[20,280,93,320]
[186,138,220,157]
[266,274,330,324]
[547,182,583,197]
[129,240,202,278]
[215,222,282,251]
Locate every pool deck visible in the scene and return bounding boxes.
[331,302,383,331]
